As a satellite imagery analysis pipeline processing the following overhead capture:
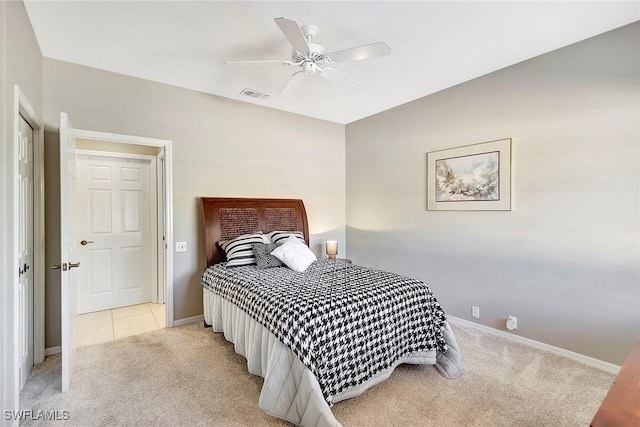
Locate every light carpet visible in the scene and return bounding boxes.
[19,322,614,426]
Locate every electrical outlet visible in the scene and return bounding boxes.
[471,306,480,319]
[175,241,187,252]
[506,315,518,330]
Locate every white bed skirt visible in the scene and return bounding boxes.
[203,287,454,426]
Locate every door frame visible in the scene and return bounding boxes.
[156,152,166,303]
[63,128,174,327]
[75,150,162,310]
[5,85,45,418]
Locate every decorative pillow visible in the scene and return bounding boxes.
[268,230,306,246]
[251,243,284,269]
[218,233,267,267]
[270,235,317,272]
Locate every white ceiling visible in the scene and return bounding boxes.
[24,1,639,124]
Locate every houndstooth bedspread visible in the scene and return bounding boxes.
[201,258,461,405]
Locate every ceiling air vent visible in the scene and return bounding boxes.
[240,88,270,100]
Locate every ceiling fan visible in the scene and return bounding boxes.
[225,17,392,96]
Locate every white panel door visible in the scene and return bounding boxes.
[18,114,34,390]
[59,113,80,393]
[76,155,152,313]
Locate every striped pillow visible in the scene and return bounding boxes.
[268,230,306,246]
[219,233,267,267]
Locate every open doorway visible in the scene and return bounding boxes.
[73,139,168,346]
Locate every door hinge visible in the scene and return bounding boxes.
[19,263,30,277]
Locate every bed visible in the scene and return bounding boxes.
[200,197,462,426]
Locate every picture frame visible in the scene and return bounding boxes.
[427,138,512,211]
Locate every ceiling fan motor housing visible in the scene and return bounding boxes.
[292,42,326,64]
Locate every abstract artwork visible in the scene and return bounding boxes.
[427,139,511,211]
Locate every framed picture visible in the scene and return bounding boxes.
[427,138,512,211]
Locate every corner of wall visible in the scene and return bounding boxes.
[1,1,45,422]
[0,3,19,426]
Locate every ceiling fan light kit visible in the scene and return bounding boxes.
[225,17,391,97]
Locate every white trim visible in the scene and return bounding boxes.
[149,156,158,306]
[173,314,204,327]
[68,129,168,147]
[448,316,621,375]
[156,153,166,306]
[44,346,61,356]
[75,149,156,162]
[64,125,174,328]
[163,143,174,328]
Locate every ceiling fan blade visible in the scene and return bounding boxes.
[321,67,364,87]
[225,59,296,66]
[274,17,309,52]
[279,71,305,96]
[326,41,391,63]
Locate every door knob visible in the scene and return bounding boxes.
[80,240,94,246]
[68,262,80,269]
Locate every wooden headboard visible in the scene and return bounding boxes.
[201,197,309,267]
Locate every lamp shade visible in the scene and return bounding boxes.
[326,240,338,259]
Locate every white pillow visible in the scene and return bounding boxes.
[270,235,317,272]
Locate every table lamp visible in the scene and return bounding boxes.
[326,240,338,260]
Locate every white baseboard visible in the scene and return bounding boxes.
[448,316,621,375]
[172,314,204,327]
[44,346,61,356]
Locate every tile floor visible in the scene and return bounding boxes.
[76,303,166,348]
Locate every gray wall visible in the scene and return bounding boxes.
[1,0,43,421]
[6,2,636,366]
[345,23,640,365]
[43,59,345,348]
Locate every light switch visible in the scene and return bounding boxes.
[175,241,187,252]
